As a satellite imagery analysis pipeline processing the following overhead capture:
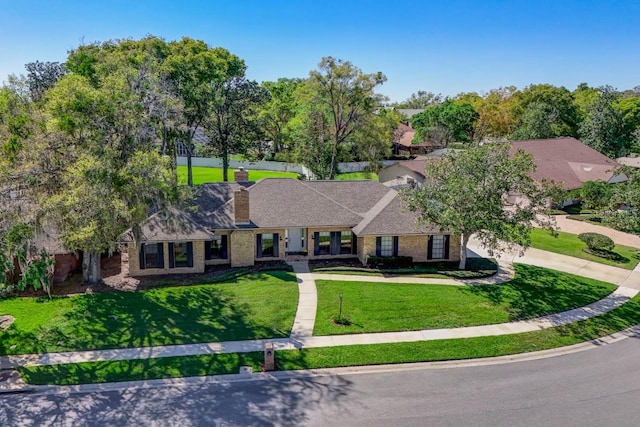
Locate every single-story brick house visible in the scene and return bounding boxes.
[122,170,460,276]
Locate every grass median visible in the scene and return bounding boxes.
[19,293,640,385]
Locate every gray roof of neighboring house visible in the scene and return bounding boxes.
[127,177,430,242]
[510,137,620,190]
[397,109,425,118]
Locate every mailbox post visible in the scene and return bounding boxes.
[264,342,275,371]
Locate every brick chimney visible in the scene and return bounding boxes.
[234,187,250,225]
[234,167,249,182]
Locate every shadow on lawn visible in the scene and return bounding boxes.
[2,271,297,355]
[461,264,615,321]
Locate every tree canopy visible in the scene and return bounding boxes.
[401,144,555,269]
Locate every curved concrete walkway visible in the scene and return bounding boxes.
[1,245,638,370]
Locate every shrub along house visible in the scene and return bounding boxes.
[121,169,460,275]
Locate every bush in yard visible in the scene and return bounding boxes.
[578,233,615,252]
[580,181,612,210]
[365,255,413,267]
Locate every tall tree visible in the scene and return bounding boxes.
[204,77,270,181]
[579,86,625,158]
[258,78,303,157]
[299,57,387,179]
[24,61,66,102]
[165,37,245,186]
[396,90,442,109]
[401,144,555,269]
[512,84,579,138]
[410,100,479,146]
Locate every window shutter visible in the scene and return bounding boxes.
[376,237,381,256]
[256,234,263,258]
[352,233,357,255]
[427,236,433,260]
[273,233,279,258]
[168,243,175,268]
[444,235,450,259]
[187,242,194,267]
[139,243,146,270]
[158,243,165,268]
[221,235,228,259]
[393,236,399,256]
[314,232,320,256]
[204,240,211,260]
[330,232,339,255]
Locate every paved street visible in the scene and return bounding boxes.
[2,335,640,426]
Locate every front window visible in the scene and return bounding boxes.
[257,233,279,258]
[142,243,163,269]
[379,236,394,256]
[340,231,352,254]
[317,232,331,255]
[431,235,445,259]
[206,235,227,260]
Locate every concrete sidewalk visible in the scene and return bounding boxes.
[552,215,640,248]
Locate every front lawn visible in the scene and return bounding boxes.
[20,292,640,385]
[334,172,379,181]
[0,271,298,355]
[177,166,298,184]
[313,264,616,336]
[530,228,640,270]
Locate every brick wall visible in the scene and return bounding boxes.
[127,241,206,276]
[230,230,255,267]
[356,234,461,264]
[234,188,250,224]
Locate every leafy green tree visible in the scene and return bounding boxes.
[204,77,270,180]
[395,90,442,109]
[165,37,246,186]
[24,61,66,102]
[258,78,304,156]
[410,100,479,146]
[296,57,387,179]
[580,180,612,210]
[512,84,579,138]
[510,101,559,140]
[401,144,555,269]
[579,86,625,158]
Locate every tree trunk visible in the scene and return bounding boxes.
[222,140,229,182]
[459,233,470,270]
[328,141,338,180]
[82,251,102,285]
[187,147,193,187]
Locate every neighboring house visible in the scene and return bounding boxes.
[392,123,435,156]
[122,169,460,276]
[32,230,80,283]
[508,137,626,205]
[175,128,209,157]
[378,159,429,189]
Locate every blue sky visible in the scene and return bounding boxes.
[1,0,639,102]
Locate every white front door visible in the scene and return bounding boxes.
[286,228,304,253]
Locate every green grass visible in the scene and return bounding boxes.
[530,228,640,270]
[177,166,298,185]
[334,172,379,181]
[19,292,640,385]
[311,258,497,279]
[313,264,616,336]
[0,271,298,355]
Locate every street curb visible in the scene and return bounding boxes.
[26,323,640,396]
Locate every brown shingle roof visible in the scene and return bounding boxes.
[352,190,436,236]
[510,137,620,190]
[127,178,435,241]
